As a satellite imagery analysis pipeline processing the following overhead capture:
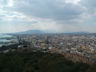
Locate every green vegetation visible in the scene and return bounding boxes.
[0,51,95,72]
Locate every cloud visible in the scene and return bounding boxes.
[65,0,81,4]
[80,0,96,14]
[12,0,86,24]
[0,0,96,33]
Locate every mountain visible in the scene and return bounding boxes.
[16,30,45,34]
[15,30,90,34]
[65,32,90,34]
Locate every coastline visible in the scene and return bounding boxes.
[0,34,18,47]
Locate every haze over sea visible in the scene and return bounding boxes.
[0,34,17,47]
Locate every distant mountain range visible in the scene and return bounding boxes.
[16,30,45,34]
[15,30,91,34]
[64,32,90,34]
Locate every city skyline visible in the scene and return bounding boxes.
[0,0,96,33]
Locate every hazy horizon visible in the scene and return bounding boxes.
[0,0,96,33]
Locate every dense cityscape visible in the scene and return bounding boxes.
[1,33,96,65]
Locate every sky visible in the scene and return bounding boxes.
[0,0,96,33]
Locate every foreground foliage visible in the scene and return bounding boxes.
[0,51,95,72]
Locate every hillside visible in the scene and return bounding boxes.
[16,30,45,34]
[0,51,96,72]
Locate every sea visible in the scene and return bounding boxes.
[0,34,18,47]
